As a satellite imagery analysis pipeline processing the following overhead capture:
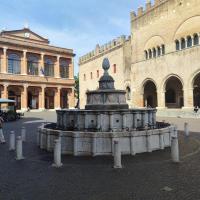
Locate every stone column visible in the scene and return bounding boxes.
[55,55,60,78]
[183,87,194,109]
[21,84,28,111]
[68,88,75,108]
[39,53,45,76]
[69,58,74,79]
[2,84,8,99]
[191,36,194,46]
[157,90,165,109]
[55,86,61,109]
[39,85,45,110]
[2,47,7,73]
[21,50,27,75]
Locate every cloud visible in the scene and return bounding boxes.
[0,0,147,74]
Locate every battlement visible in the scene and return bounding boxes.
[79,35,130,65]
[130,0,168,21]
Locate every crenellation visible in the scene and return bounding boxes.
[79,35,129,64]
[137,6,144,16]
[131,0,169,28]
[146,0,152,11]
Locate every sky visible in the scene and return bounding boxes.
[0,0,148,75]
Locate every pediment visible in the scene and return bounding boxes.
[1,28,49,44]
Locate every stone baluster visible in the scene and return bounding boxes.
[52,139,63,167]
[9,131,15,151]
[171,136,180,163]
[21,127,26,142]
[16,136,24,160]
[113,140,122,168]
[184,122,189,137]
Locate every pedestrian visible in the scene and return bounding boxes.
[0,114,5,143]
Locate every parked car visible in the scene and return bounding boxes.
[0,98,23,121]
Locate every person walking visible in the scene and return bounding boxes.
[0,115,5,143]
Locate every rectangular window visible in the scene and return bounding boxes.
[8,59,21,74]
[84,74,86,81]
[44,63,54,76]
[97,70,99,78]
[27,61,39,75]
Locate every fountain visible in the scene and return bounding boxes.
[38,58,176,156]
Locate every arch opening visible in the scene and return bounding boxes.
[193,73,200,107]
[8,86,22,109]
[126,86,131,101]
[165,77,184,108]
[143,81,157,108]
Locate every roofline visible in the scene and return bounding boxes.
[1,28,50,43]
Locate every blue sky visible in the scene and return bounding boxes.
[0,0,147,74]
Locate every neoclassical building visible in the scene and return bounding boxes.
[0,28,75,111]
[79,0,200,116]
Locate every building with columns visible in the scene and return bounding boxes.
[79,0,200,116]
[0,28,75,111]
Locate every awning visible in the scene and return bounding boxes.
[0,98,16,103]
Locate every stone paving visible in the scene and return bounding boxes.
[0,111,200,200]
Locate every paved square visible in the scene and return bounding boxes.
[0,112,200,200]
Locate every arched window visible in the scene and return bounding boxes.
[97,70,99,78]
[166,89,176,103]
[175,40,180,51]
[148,49,152,59]
[157,46,161,56]
[44,58,54,76]
[181,38,186,49]
[90,72,93,79]
[8,53,21,74]
[126,86,131,100]
[153,48,156,58]
[161,44,165,55]
[27,55,39,75]
[84,74,86,81]
[60,59,69,78]
[113,64,116,73]
[144,50,148,59]
[187,36,192,47]
[193,33,199,46]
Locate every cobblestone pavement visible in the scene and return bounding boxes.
[1,112,200,200]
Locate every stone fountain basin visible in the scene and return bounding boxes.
[37,125,176,156]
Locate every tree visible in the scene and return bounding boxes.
[74,74,79,108]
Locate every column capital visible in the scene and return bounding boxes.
[3,83,9,87]
[57,86,62,90]
[23,83,29,88]
[3,47,7,53]
[41,52,45,58]
[41,84,46,89]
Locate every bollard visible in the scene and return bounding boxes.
[184,122,189,137]
[0,128,5,143]
[16,136,24,160]
[9,131,15,151]
[171,136,179,163]
[113,140,122,169]
[21,127,26,142]
[52,139,63,168]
